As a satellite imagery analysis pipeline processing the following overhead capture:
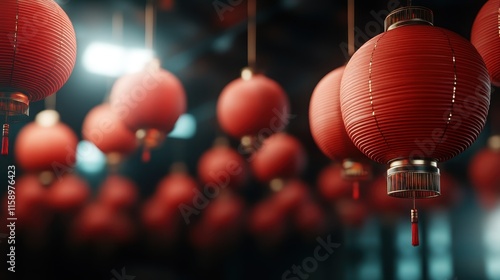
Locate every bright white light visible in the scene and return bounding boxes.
[83,42,154,77]
[168,114,196,139]
[35,110,60,127]
[76,141,106,174]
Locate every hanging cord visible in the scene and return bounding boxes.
[247,0,257,72]
[347,0,355,57]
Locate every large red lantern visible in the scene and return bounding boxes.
[340,6,490,246]
[15,110,78,173]
[250,133,307,183]
[109,61,186,161]
[310,66,371,199]
[469,137,500,209]
[217,71,290,148]
[471,0,500,86]
[82,104,138,157]
[197,145,248,190]
[0,0,77,155]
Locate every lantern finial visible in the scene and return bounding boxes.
[384,6,434,31]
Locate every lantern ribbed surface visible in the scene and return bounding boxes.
[0,0,77,101]
[341,25,490,165]
[217,74,290,138]
[109,67,186,133]
[471,0,500,87]
[309,66,364,160]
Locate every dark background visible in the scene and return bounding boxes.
[1,0,499,279]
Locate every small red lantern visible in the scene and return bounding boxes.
[13,175,49,231]
[0,0,77,155]
[250,133,307,183]
[141,198,180,245]
[82,104,138,157]
[217,71,290,147]
[109,61,186,161]
[97,175,138,212]
[46,174,90,212]
[15,110,78,173]
[271,179,310,215]
[471,0,500,86]
[197,145,248,190]
[340,6,490,245]
[317,163,353,201]
[469,137,500,209]
[248,198,287,247]
[310,66,371,199]
[156,171,198,210]
[292,200,326,239]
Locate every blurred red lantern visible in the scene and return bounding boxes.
[340,6,490,245]
[272,179,310,215]
[141,198,180,244]
[335,199,368,228]
[248,198,287,247]
[46,175,90,212]
[0,0,77,155]
[109,62,186,160]
[469,143,500,209]
[471,0,500,86]
[15,110,78,173]
[310,66,371,199]
[82,103,138,156]
[217,72,290,141]
[317,164,352,201]
[13,175,49,230]
[197,145,248,190]
[251,133,307,182]
[292,200,326,239]
[156,172,198,210]
[97,175,138,212]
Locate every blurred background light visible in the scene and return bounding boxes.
[76,140,107,174]
[83,42,154,77]
[168,114,196,139]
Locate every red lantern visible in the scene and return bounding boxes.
[317,164,353,201]
[251,133,307,183]
[46,175,90,212]
[13,175,49,231]
[156,172,198,210]
[217,73,290,142]
[197,145,248,190]
[471,0,500,86]
[272,179,310,215]
[292,200,326,239]
[248,198,287,247]
[109,62,186,160]
[310,66,372,199]
[15,111,78,173]
[140,198,180,245]
[82,104,138,156]
[97,175,138,212]
[0,0,76,155]
[340,6,490,245]
[469,144,500,209]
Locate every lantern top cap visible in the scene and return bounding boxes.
[384,6,434,31]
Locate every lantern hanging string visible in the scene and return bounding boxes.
[248,0,257,72]
[347,0,355,57]
[45,94,57,111]
[145,0,156,50]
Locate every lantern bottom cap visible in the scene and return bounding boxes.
[0,92,29,122]
[387,159,440,199]
[341,159,371,181]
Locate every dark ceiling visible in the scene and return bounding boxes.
[12,0,494,190]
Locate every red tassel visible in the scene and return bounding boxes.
[411,208,419,246]
[1,124,9,156]
[352,181,360,200]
